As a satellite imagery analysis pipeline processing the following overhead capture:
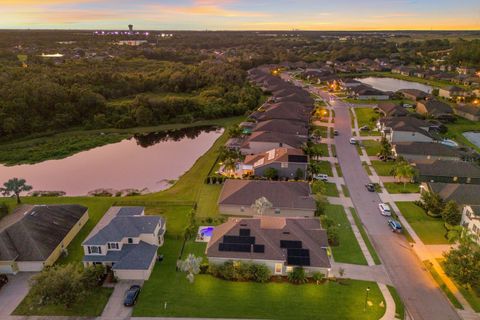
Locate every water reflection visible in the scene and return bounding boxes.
[134,126,220,147]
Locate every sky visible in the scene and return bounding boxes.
[1,0,479,30]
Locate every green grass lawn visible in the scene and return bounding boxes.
[362,140,381,156]
[312,181,339,197]
[313,125,328,138]
[313,160,334,176]
[311,143,329,156]
[341,184,350,197]
[445,117,480,152]
[350,208,381,265]
[395,202,448,245]
[14,287,113,317]
[383,183,420,194]
[423,260,463,309]
[325,205,368,265]
[353,108,380,135]
[335,162,343,177]
[134,239,386,319]
[362,162,373,176]
[387,286,405,320]
[371,160,395,176]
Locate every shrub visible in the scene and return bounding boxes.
[288,267,307,284]
[208,261,271,283]
[0,202,8,219]
[312,272,325,283]
[249,263,271,283]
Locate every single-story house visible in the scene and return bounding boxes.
[82,206,165,280]
[206,216,331,275]
[413,160,480,184]
[339,78,362,90]
[393,142,464,162]
[252,119,308,137]
[453,104,480,122]
[392,66,414,76]
[461,205,480,244]
[250,102,311,123]
[351,85,389,100]
[377,102,408,117]
[243,148,308,179]
[439,86,464,99]
[416,100,453,120]
[0,205,88,274]
[398,88,429,101]
[377,116,434,144]
[421,182,480,207]
[218,180,316,217]
[240,131,307,155]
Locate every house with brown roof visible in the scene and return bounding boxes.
[0,205,88,274]
[377,116,434,143]
[206,216,331,275]
[453,104,480,121]
[377,102,408,117]
[240,131,307,155]
[350,85,389,100]
[242,148,308,179]
[252,119,308,137]
[413,160,480,184]
[393,142,464,162]
[398,89,429,101]
[416,100,453,120]
[439,86,464,99]
[218,180,316,217]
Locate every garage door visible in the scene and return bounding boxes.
[0,263,14,274]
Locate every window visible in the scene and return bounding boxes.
[286,266,293,273]
[88,246,101,254]
[107,242,119,250]
[453,176,458,182]
[281,162,288,168]
[240,206,245,212]
[275,208,281,214]
[274,263,283,275]
[128,238,133,244]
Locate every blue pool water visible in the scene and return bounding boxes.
[199,227,214,237]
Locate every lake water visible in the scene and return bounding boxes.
[0,126,223,196]
[355,77,433,93]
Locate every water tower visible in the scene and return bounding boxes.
[128,24,133,32]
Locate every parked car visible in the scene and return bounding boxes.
[0,274,8,289]
[378,155,395,162]
[334,130,339,136]
[365,183,375,192]
[359,125,370,131]
[349,137,357,145]
[313,174,329,182]
[403,103,413,108]
[124,285,141,306]
[388,219,402,232]
[378,203,392,216]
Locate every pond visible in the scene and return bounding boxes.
[0,126,223,196]
[355,77,433,93]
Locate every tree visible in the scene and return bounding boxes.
[177,254,203,283]
[442,200,462,226]
[314,194,328,216]
[228,125,243,138]
[391,162,416,189]
[263,167,278,180]
[443,237,480,288]
[0,202,8,219]
[0,178,32,204]
[419,191,444,218]
[251,197,273,216]
[378,136,393,158]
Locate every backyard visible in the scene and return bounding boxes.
[353,107,381,136]
[395,202,448,245]
[444,117,480,152]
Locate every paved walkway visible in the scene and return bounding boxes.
[330,263,392,286]
[101,280,143,320]
[0,273,35,317]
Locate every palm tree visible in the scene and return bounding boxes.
[1,178,32,204]
[251,197,273,216]
[392,162,416,190]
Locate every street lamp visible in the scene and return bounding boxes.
[364,286,371,312]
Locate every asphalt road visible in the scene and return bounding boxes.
[313,87,460,320]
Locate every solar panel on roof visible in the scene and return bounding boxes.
[287,256,310,266]
[224,235,255,244]
[280,240,302,249]
[287,248,310,257]
[239,229,251,237]
[253,244,265,253]
[219,243,251,252]
[288,155,308,163]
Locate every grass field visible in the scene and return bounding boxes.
[313,160,334,176]
[387,286,405,320]
[350,208,381,265]
[311,143,330,157]
[362,162,373,176]
[445,117,480,152]
[371,160,395,176]
[362,140,381,156]
[383,183,420,194]
[312,181,339,197]
[353,108,380,136]
[341,184,350,197]
[335,162,343,177]
[134,239,385,319]
[395,202,448,245]
[325,205,368,265]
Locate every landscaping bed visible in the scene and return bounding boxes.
[383,182,420,194]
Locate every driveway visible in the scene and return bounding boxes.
[0,272,35,316]
[326,93,460,320]
[101,280,143,320]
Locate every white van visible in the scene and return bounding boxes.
[378,203,391,216]
[349,137,357,145]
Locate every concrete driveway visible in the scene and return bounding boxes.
[0,272,35,316]
[101,280,143,320]
[327,94,460,320]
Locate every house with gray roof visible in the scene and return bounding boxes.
[218,180,316,217]
[416,100,454,120]
[206,216,330,276]
[393,142,464,162]
[82,206,165,280]
[377,116,434,144]
[413,160,480,184]
[0,205,88,274]
[421,182,480,207]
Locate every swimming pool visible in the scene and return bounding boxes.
[196,226,215,242]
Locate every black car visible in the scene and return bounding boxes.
[334,130,339,136]
[365,183,375,192]
[0,274,8,289]
[124,285,141,307]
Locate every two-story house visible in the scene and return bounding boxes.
[82,206,165,280]
[461,205,480,244]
